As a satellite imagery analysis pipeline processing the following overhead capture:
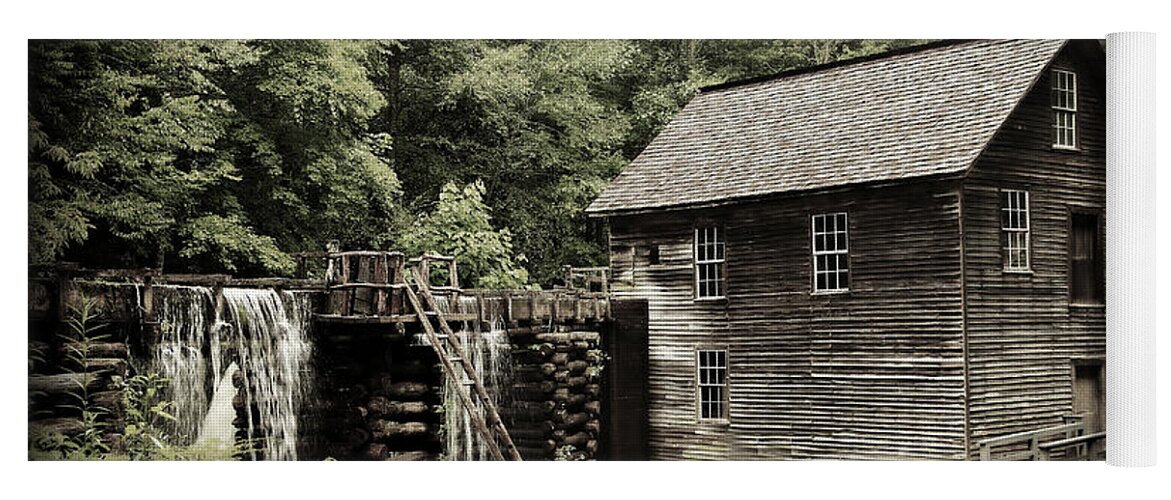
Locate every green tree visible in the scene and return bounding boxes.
[376,40,632,285]
[28,40,401,276]
[402,180,529,289]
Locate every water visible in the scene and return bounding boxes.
[221,288,313,461]
[154,285,217,445]
[194,361,240,453]
[436,296,513,461]
[150,285,313,460]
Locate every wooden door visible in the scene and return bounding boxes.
[1073,362,1105,433]
[601,299,649,460]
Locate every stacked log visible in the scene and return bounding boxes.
[246,329,446,461]
[502,327,604,460]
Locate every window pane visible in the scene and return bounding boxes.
[1072,214,1102,303]
[812,212,849,291]
[698,350,728,420]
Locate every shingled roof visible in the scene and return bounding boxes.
[587,39,1069,215]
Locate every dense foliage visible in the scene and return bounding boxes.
[30,39,924,286]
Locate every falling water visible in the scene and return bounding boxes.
[434,296,513,461]
[222,288,313,461]
[154,285,217,445]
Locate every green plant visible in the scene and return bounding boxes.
[61,296,112,457]
[119,371,178,460]
[402,180,531,289]
[29,295,111,460]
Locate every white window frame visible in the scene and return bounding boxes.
[1001,189,1032,272]
[1051,69,1078,150]
[696,349,729,423]
[811,212,850,293]
[694,226,725,300]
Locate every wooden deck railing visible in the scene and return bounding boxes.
[978,419,1105,460]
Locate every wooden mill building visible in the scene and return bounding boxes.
[587,39,1106,460]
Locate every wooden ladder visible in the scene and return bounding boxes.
[402,264,522,461]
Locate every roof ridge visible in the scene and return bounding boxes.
[698,39,973,93]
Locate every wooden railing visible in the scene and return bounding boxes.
[409,253,461,296]
[978,419,1105,460]
[563,266,609,294]
[323,250,408,317]
[303,247,610,324]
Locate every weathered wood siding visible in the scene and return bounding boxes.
[961,45,1107,456]
[609,181,968,460]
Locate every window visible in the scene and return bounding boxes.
[1052,69,1078,149]
[812,212,849,292]
[694,226,725,299]
[648,244,661,265]
[697,350,728,422]
[1001,190,1031,272]
[1071,213,1104,304]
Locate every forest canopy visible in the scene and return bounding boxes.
[29,39,925,287]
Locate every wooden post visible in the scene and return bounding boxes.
[341,254,351,315]
[506,292,514,325]
[419,257,431,289]
[476,291,486,328]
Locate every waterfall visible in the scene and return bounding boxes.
[222,288,313,461]
[154,285,217,445]
[438,297,513,460]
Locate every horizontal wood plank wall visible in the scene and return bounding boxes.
[610,180,968,460]
[610,214,731,460]
[962,46,1107,457]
